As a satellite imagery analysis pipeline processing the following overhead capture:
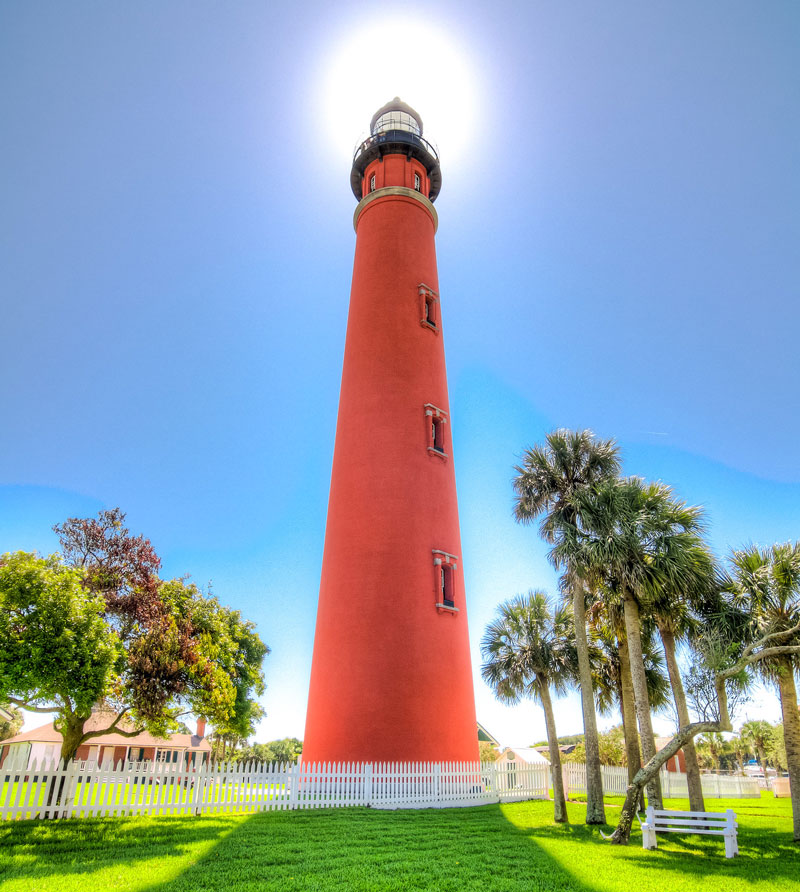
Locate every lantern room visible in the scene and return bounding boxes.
[350,97,442,202]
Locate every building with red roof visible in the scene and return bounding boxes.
[0,711,210,769]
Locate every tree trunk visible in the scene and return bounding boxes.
[660,626,705,812]
[776,657,800,843]
[618,638,642,778]
[621,591,662,808]
[59,716,87,765]
[572,583,605,824]
[610,719,720,844]
[538,675,568,823]
[47,713,87,813]
[618,639,645,811]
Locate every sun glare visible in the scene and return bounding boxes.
[321,19,480,168]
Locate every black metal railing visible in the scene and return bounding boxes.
[352,129,439,167]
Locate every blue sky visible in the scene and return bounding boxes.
[2,1,798,747]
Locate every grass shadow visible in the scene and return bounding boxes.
[0,813,241,889]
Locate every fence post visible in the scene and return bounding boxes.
[289,762,299,810]
[191,759,207,815]
[364,763,373,807]
[433,763,441,803]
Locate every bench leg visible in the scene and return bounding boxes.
[724,834,737,858]
[642,826,657,850]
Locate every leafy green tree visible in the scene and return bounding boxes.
[0,550,268,763]
[766,723,788,773]
[597,725,628,766]
[481,591,577,823]
[0,703,24,741]
[513,429,620,824]
[0,552,122,760]
[564,726,628,766]
[266,737,303,763]
[479,741,499,762]
[232,738,303,765]
[232,742,274,764]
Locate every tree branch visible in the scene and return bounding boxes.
[737,621,800,663]
[719,643,800,680]
[78,707,134,742]
[81,725,146,742]
[6,696,56,714]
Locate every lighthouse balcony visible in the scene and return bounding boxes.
[351,130,441,201]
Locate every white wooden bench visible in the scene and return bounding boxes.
[641,806,738,858]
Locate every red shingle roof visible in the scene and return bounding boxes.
[1,713,210,751]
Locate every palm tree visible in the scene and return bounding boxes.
[589,598,671,809]
[696,731,728,771]
[730,733,750,773]
[481,591,577,823]
[740,719,773,770]
[557,476,708,809]
[726,542,800,841]
[651,540,716,813]
[513,429,620,824]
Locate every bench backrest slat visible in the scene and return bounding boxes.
[651,808,728,819]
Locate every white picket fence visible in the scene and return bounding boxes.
[563,763,761,799]
[0,756,550,821]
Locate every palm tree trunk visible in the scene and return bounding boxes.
[621,590,662,808]
[776,657,800,843]
[538,675,568,823]
[618,641,645,811]
[660,626,705,812]
[572,583,605,824]
[618,636,641,780]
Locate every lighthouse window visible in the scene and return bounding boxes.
[440,565,454,608]
[433,549,459,612]
[369,174,376,192]
[424,404,448,458]
[414,173,421,192]
[431,417,444,453]
[424,294,436,327]
[419,285,439,331]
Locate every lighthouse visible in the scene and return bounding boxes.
[303,99,478,764]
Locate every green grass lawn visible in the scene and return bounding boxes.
[0,793,797,892]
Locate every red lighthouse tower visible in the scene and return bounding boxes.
[304,99,478,764]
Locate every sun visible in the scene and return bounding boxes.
[320,18,480,168]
